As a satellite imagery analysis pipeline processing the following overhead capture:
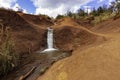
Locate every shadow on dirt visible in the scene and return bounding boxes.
[1,50,72,80]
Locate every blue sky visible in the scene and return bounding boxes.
[0,0,115,17]
[16,0,35,14]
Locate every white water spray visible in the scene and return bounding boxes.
[47,27,53,49]
[42,27,57,52]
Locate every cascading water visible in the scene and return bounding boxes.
[42,27,57,52]
[47,27,53,49]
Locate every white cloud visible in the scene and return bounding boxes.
[3,3,28,13]
[97,0,104,3]
[109,0,115,2]
[31,0,94,18]
[12,3,21,11]
[23,9,27,13]
[12,3,27,13]
[0,0,27,13]
[108,0,115,5]
[0,0,17,8]
[35,5,65,17]
[99,0,104,2]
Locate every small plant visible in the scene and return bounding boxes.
[0,23,19,76]
[56,15,65,19]
[40,66,49,75]
[0,7,14,12]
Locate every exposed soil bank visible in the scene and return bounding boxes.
[0,9,109,80]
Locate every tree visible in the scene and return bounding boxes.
[102,4,108,11]
[109,1,117,13]
[109,0,120,13]
[97,6,104,14]
[116,0,120,11]
[114,0,120,19]
[91,8,98,16]
[77,9,86,17]
[66,11,73,17]
[56,14,64,19]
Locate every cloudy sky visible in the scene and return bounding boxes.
[0,0,115,18]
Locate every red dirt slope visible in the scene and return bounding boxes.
[18,13,54,29]
[37,18,120,80]
[38,33,120,80]
[91,18,120,33]
[53,18,106,51]
[0,12,105,53]
[1,9,115,80]
[0,9,48,54]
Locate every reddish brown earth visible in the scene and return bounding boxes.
[0,9,105,53]
[37,18,120,80]
[0,9,48,54]
[0,9,120,80]
[53,17,106,51]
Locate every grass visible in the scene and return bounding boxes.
[0,23,19,76]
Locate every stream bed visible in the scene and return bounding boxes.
[1,50,72,80]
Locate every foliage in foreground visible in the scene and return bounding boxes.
[0,23,19,76]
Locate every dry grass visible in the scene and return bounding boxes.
[92,13,115,25]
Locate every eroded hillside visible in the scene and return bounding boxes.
[0,9,120,80]
[37,18,120,80]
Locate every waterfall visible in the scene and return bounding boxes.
[41,27,57,52]
[47,27,53,49]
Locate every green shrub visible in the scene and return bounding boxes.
[0,23,19,76]
[56,15,65,19]
[114,11,120,20]
[91,12,115,25]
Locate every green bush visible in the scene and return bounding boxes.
[0,23,19,76]
[56,15,65,19]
